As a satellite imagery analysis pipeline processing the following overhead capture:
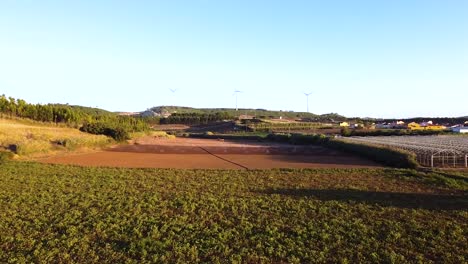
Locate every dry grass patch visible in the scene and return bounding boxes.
[130,130,176,140]
[0,119,112,158]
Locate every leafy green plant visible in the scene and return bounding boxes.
[0,162,466,263]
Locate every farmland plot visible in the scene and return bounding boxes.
[0,162,467,263]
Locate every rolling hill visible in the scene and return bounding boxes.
[144,106,347,121]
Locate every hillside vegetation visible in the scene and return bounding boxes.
[0,119,111,158]
[0,95,149,140]
[148,106,346,121]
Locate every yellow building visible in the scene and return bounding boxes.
[407,122,446,131]
[339,122,349,127]
[407,122,422,130]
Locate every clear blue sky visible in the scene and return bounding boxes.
[1,1,467,118]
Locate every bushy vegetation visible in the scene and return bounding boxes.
[79,123,130,141]
[0,162,466,263]
[79,115,149,141]
[250,121,332,132]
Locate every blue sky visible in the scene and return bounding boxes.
[0,1,467,118]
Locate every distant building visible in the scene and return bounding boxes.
[375,121,405,129]
[339,122,349,127]
[392,121,406,128]
[408,122,446,131]
[140,110,171,118]
[376,123,391,129]
[452,125,468,134]
[420,121,433,127]
[140,110,157,117]
[351,123,364,129]
[407,122,421,130]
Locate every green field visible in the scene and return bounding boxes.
[1,162,467,263]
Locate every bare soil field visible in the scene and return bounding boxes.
[39,137,381,169]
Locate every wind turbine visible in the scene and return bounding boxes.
[168,89,178,107]
[233,90,242,111]
[303,91,312,113]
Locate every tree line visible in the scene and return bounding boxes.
[0,95,148,140]
[0,95,86,124]
[160,112,234,125]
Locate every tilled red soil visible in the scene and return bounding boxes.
[39,138,382,169]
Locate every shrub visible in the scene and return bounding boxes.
[105,127,130,142]
[80,123,130,141]
[340,127,351,137]
[79,122,107,135]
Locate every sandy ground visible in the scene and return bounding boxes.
[39,137,382,169]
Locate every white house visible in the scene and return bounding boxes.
[452,126,468,134]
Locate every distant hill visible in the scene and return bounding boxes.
[144,106,347,122]
[50,104,115,117]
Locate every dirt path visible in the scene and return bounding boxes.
[39,137,382,169]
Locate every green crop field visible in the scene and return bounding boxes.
[0,162,467,263]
